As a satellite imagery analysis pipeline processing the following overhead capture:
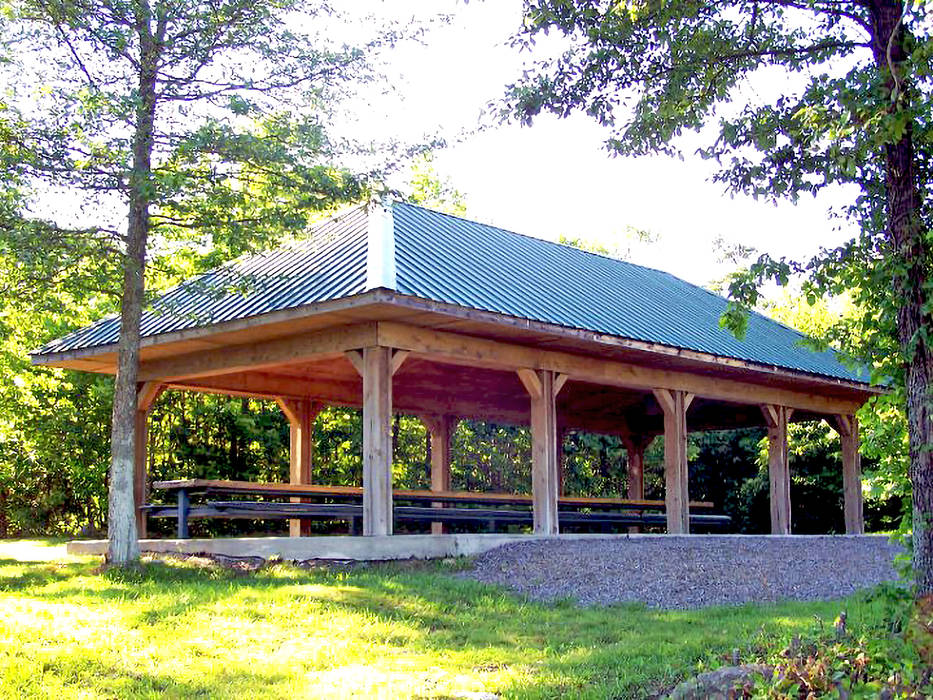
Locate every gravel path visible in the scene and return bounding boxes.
[464,535,903,609]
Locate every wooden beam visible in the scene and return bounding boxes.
[138,323,379,382]
[517,368,543,401]
[761,404,792,535]
[529,369,559,534]
[169,372,533,426]
[376,322,864,416]
[834,414,864,535]
[362,346,393,536]
[652,388,690,534]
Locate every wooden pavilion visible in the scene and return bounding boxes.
[32,200,879,540]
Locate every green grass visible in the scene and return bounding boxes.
[0,540,893,699]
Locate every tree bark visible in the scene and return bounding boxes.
[868,1,933,592]
[107,0,161,565]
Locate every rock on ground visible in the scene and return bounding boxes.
[463,535,902,608]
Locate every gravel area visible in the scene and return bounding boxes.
[464,535,903,609]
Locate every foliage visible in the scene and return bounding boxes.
[0,540,902,699]
[723,585,932,697]
[504,0,933,588]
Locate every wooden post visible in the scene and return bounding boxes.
[761,405,793,535]
[834,414,864,535]
[623,436,649,501]
[653,389,693,534]
[135,382,164,539]
[622,434,652,534]
[557,425,567,496]
[421,414,454,535]
[356,346,394,536]
[519,369,565,535]
[277,398,323,537]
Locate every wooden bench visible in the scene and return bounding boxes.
[148,479,730,538]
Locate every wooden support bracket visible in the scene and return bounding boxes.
[553,372,570,398]
[517,368,543,400]
[137,382,165,413]
[391,349,410,375]
[344,350,364,376]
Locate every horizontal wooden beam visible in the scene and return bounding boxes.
[169,371,533,425]
[139,323,379,382]
[376,322,863,416]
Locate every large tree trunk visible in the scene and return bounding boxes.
[107,1,160,565]
[868,1,933,593]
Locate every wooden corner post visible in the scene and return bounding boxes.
[422,414,454,535]
[135,382,164,539]
[349,347,395,536]
[519,369,566,535]
[653,389,693,534]
[761,405,793,535]
[834,414,864,535]
[277,398,323,537]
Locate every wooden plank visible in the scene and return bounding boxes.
[653,388,690,534]
[761,404,792,535]
[834,414,864,535]
[363,346,393,535]
[377,322,865,416]
[151,479,715,508]
[530,370,559,534]
[138,323,379,382]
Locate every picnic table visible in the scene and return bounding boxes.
[147,479,731,538]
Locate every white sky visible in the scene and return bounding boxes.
[343,0,860,289]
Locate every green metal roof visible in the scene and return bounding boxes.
[35,201,867,385]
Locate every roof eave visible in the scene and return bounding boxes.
[30,287,882,400]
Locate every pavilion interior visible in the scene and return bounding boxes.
[168,353,831,439]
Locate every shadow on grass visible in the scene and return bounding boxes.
[33,651,294,699]
[0,555,885,699]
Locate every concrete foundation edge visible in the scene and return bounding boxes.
[65,533,890,562]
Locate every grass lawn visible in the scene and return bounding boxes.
[0,540,894,699]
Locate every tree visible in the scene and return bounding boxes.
[504,2,933,591]
[0,0,403,563]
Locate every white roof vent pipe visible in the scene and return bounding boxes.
[365,196,397,291]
